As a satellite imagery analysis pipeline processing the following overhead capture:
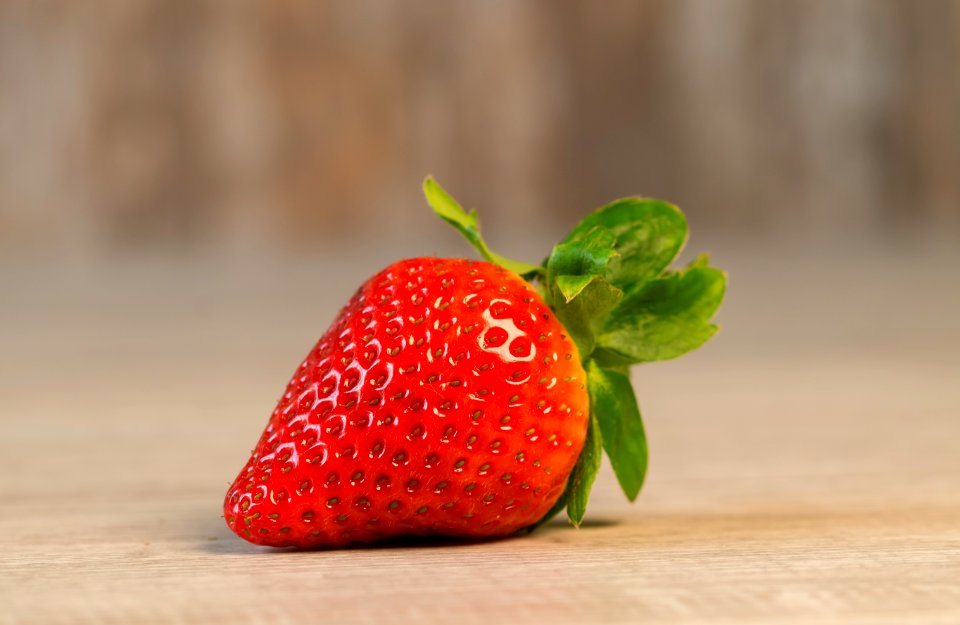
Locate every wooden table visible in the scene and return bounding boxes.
[2,241,958,624]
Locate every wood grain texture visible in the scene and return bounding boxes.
[2,243,959,624]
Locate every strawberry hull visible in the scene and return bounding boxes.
[224,258,590,548]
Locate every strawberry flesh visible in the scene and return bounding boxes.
[224,257,589,547]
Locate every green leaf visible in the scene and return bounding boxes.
[422,177,542,278]
[586,361,648,501]
[566,413,602,526]
[549,276,623,357]
[547,225,618,278]
[687,252,712,269]
[544,224,622,354]
[564,198,688,295]
[554,274,598,303]
[593,263,726,366]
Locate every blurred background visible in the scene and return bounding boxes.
[1,0,958,260]
[2,0,960,542]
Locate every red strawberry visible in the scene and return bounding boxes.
[225,257,588,547]
[224,177,725,548]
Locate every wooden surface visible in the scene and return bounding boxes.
[2,242,959,624]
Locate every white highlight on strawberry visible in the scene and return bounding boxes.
[478,300,536,363]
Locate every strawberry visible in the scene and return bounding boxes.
[224,177,725,548]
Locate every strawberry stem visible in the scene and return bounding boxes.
[423,177,544,279]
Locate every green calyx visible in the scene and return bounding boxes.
[422,176,727,527]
